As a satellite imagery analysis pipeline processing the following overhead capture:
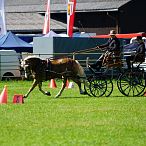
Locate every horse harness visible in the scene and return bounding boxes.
[44,58,73,80]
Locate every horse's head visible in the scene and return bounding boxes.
[21,56,42,79]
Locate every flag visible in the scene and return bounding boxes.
[0,0,6,35]
[43,0,50,34]
[67,0,76,37]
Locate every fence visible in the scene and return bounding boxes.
[0,51,146,80]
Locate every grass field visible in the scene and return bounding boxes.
[0,80,146,146]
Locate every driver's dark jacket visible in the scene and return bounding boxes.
[99,37,120,53]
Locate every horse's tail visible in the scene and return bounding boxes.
[75,60,86,81]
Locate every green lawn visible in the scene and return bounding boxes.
[0,80,146,146]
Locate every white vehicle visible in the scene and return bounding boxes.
[0,50,21,80]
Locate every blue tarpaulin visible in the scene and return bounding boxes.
[0,31,33,53]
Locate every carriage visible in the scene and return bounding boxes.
[84,45,146,97]
[21,42,146,98]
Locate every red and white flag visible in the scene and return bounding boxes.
[43,0,50,34]
[67,0,76,37]
[0,0,6,35]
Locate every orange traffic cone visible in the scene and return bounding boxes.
[0,85,8,104]
[49,79,57,88]
[144,91,146,96]
[65,79,69,88]
[13,94,24,104]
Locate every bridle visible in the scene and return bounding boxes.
[21,60,31,79]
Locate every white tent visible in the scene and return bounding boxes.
[43,30,61,37]
[59,33,69,37]
[43,30,69,37]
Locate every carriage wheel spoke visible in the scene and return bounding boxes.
[90,77,107,97]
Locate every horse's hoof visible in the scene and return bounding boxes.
[80,91,87,95]
[23,95,27,98]
[83,91,88,95]
[45,91,51,96]
[54,95,60,98]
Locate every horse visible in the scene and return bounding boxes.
[21,56,87,98]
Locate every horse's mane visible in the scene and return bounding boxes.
[24,55,41,61]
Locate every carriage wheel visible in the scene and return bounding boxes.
[89,76,107,97]
[84,76,93,96]
[119,69,146,96]
[117,73,125,95]
[104,79,113,97]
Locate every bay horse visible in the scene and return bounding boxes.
[21,56,87,98]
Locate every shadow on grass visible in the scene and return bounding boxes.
[56,94,145,99]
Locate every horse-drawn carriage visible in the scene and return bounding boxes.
[21,44,146,98]
[84,44,146,97]
[84,58,145,97]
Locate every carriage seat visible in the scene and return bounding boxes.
[103,52,123,68]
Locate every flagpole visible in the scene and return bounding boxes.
[0,0,7,35]
[43,0,50,34]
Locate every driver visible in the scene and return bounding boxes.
[89,30,120,71]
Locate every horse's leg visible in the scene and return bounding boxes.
[72,78,85,94]
[38,82,51,96]
[24,79,38,98]
[55,78,67,98]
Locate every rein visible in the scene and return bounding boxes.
[47,46,102,61]
[72,46,102,54]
